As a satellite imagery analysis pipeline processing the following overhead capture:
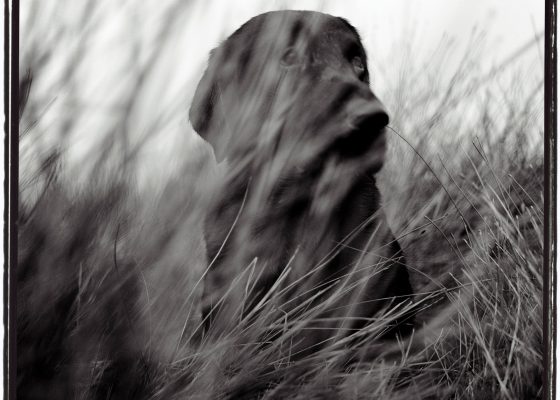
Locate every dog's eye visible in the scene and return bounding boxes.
[281,48,299,66]
[352,57,365,76]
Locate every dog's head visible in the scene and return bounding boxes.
[190,11,389,214]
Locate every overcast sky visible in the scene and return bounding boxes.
[16,1,546,185]
[195,0,544,67]
[176,1,544,92]
[18,1,545,127]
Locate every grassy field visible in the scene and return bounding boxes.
[17,2,544,399]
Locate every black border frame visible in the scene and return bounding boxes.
[5,0,18,399]
[544,0,557,398]
[4,1,556,399]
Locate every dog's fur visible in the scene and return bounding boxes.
[190,10,414,351]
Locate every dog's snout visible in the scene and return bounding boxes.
[330,110,389,159]
[321,70,389,130]
[328,104,389,158]
[350,110,389,133]
[319,68,375,105]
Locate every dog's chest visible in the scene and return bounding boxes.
[204,174,382,269]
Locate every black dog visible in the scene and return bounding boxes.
[190,10,414,352]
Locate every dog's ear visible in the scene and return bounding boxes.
[189,50,220,141]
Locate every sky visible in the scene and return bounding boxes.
[164,1,545,103]
[17,0,546,183]
[194,0,544,71]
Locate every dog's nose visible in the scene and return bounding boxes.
[330,101,389,158]
[350,109,389,133]
[348,94,389,129]
[332,111,389,159]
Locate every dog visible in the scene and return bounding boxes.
[190,10,414,353]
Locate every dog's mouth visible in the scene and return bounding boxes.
[269,123,387,213]
[294,113,388,174]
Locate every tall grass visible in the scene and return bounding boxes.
[18,1,544,399]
